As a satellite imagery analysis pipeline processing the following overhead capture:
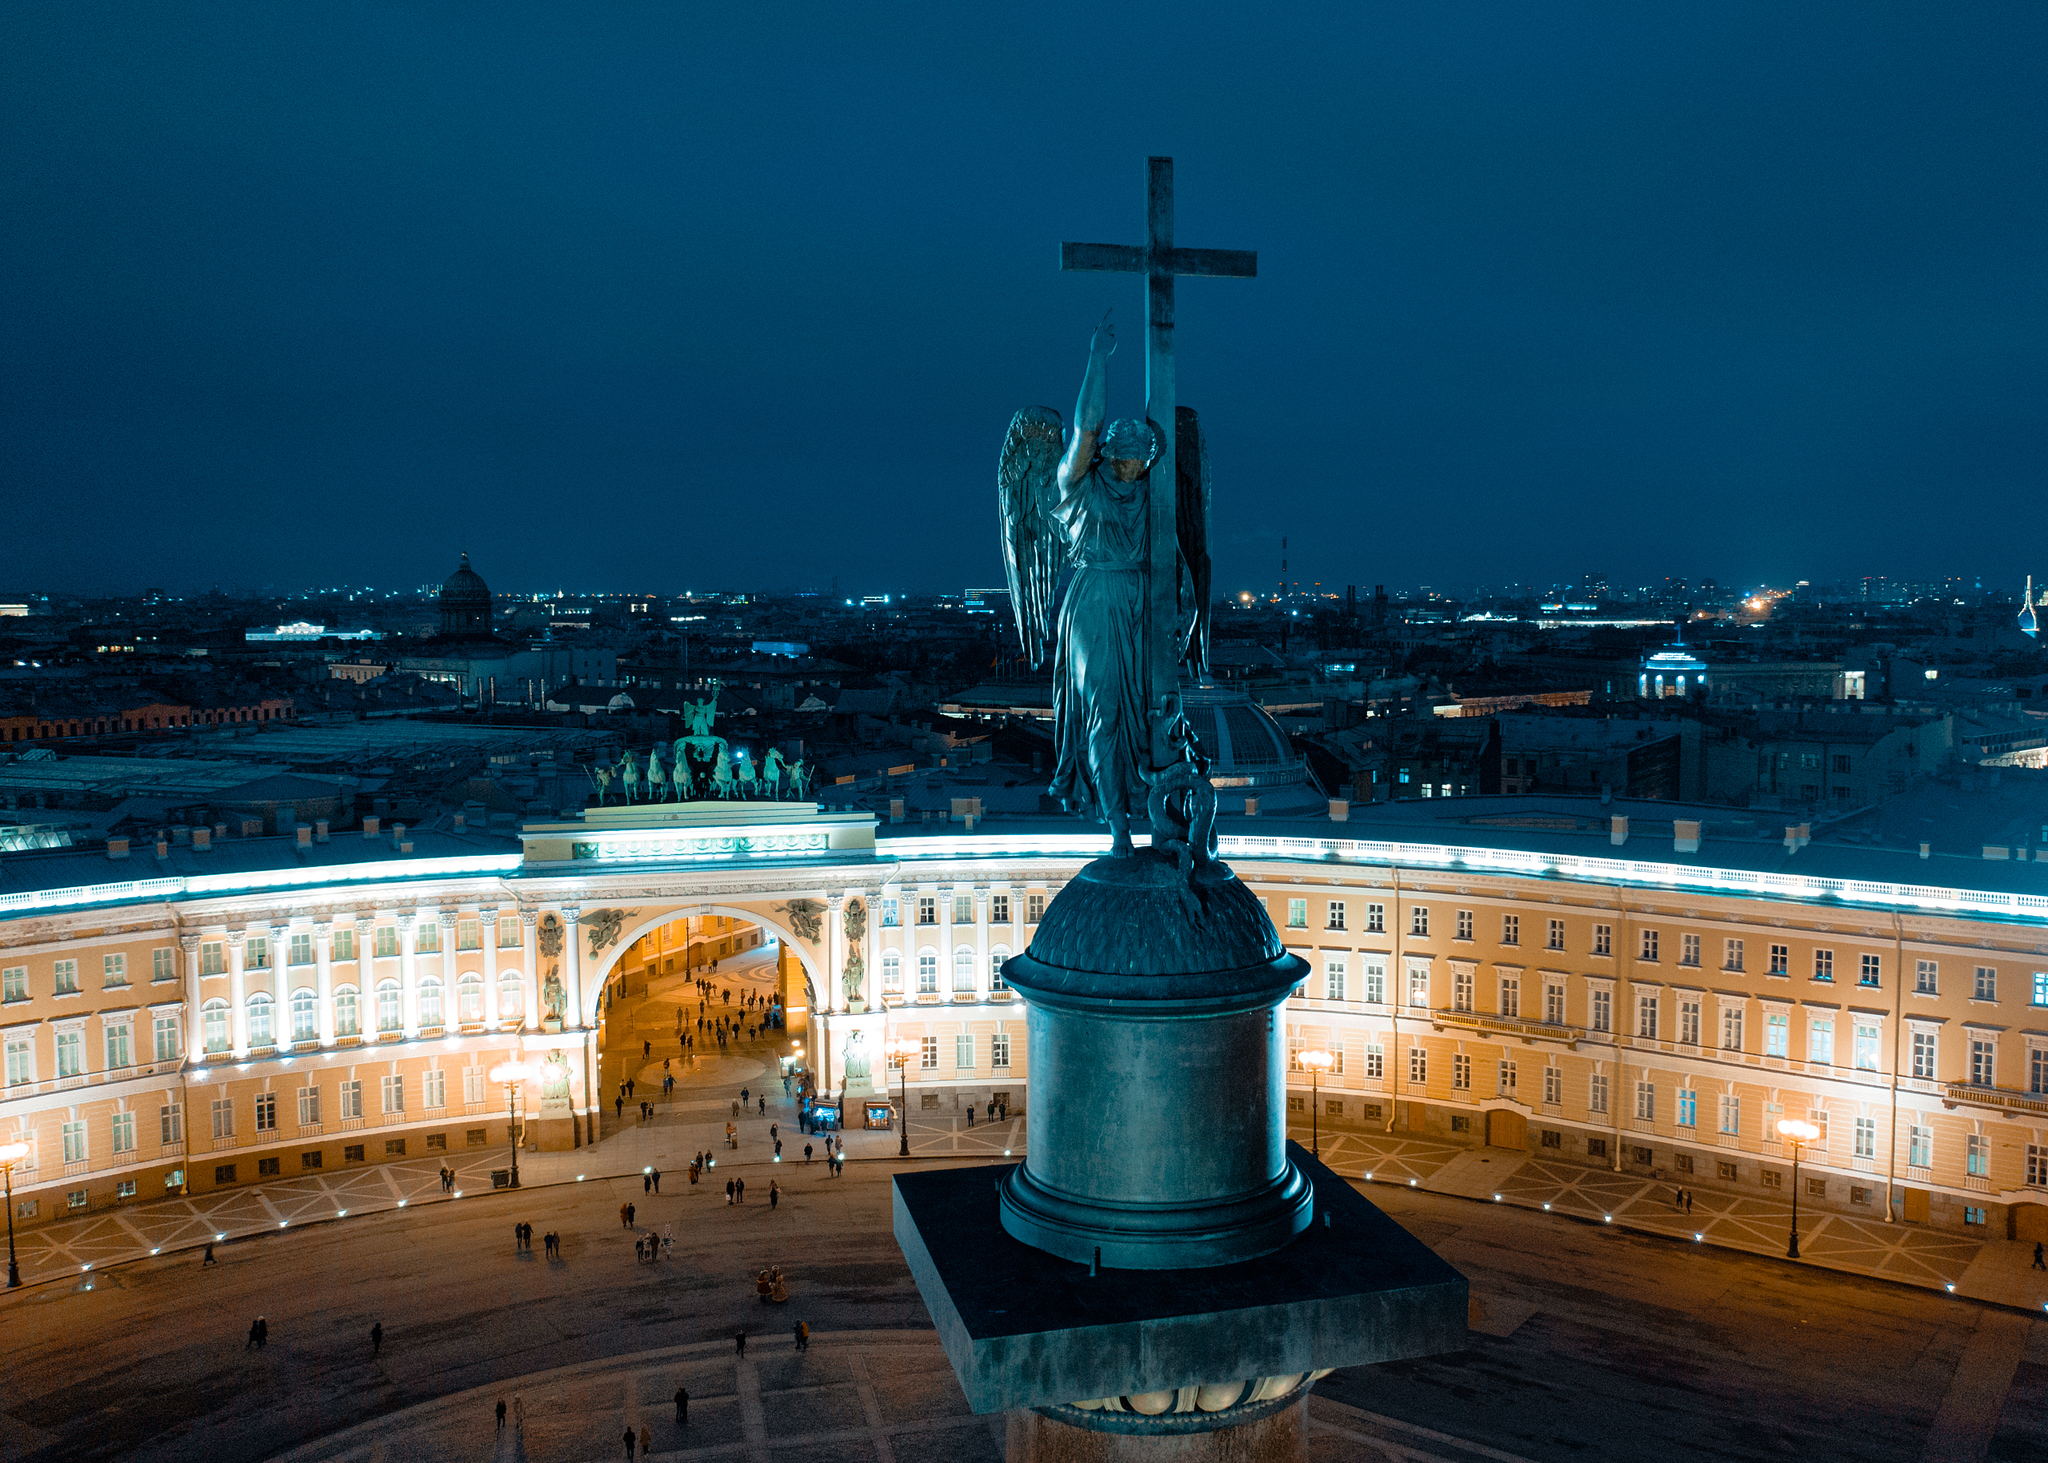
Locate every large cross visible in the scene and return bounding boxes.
[1062,156,1256,766]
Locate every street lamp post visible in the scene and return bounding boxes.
[885,1037,919,1158]
[1777,1116,1820,1259]
[488,1061,532,1188]
[1298,1050,1335,1158]
[0,1140,29,1287]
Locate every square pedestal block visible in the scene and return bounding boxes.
[893,1143,1467,1414]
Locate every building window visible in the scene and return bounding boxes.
[1455,909,1473,941]
[1407,963,1430,1009]
[254,1092,277,1131]
[496,918,520,949]
[1590,1073,1609,1113]
[200,942,226,976]
[1547,918,1565,952]
[333,986,360,1037]
[374,926,399,959]
[2033,1047,2048,1095]
[332,927,357,961]
[247,994,274,1048]
[1908,1124,1931,1167]
[1854,1117,1876,1160]
[1027,893,1045,923]
[1721,1007,1743,1051]
[54,960,79,995]
[1964,1206,1987,1226]
[1325,956,1346,1002]
[920,1036,938,1070]
[160,1103,182,1145]
[1766,1012,1789,1057]
[457,920,481,951]
[1364,1043,1384,1079]
[1903,1029,1934,1080]
[386,1139,406,1157]
[424,1069,446,1108]
[1680,934,1700,967]
[1914,960,1937,995]
[1970,1037,1995,1087]
[457,974,484,1025]
[303,1152,323,1170]
[1974,966,1997,1001]
[1813,949,1833,982]
[418,976,444,1028]
[916,898,936,926]
[1327,901,1346,931]
[1498,1059,1517,1096]
[1545,982,1565,1025]
[61,1120,87,1163]
[1452,1054,1471,1090]
[1,967,25,1002]
[1679,999,1700,1046]
[1590,987,1612,1033]
[1453,968,1473,1012]
[1850,1021,1880,1071]
[376,981,402,1033]
[1859,954,1881,989]
[1719,1094,1740,1136]
[55,1029,82,1077]
[1637,994,1658,1040]
[415,923,440,955]
[1412,907,1430,938]
[1363,959,1386,1005]
[214,1166,236,1186]
[955,1034,975,1069]
[2029,1145,2048,1188]
[1409,1047,1427,1084]
[2035,973,2048,1007]
[917,951,938,995]
[153,1015,180,1062]
[381,1075,404,1114]
[1501,914,1520,947]
[1808,1110,1829,1149]
[881,952,902,994]
[992,1031,1010,1068]
[1543,1066,1561,1104]
[1769,944,1789,976]
[1286,899,1307,928]
[1365,903,1385,934]
[1809,1019,1835,1066]
[1968,1133,1989,1176]
[153,948,176,982]
[1639,930,1659,962]
[464,1068,484,1105]
[1541,1128,1562,1149]
[497,975,522,1022]
[245,938,269,971]
[1678,1090,1699,1128]
[1635,1081,1655,1121]
[1587,1137,1608,1158]
[104,1023,132,1070]
[290,933,314,966]
[211,1097,234,1140]
[1499,974,1520,1018]
[4,1037,31,1088]
[339,1081,362,1120]
[1725,939,1745,972]
[103,953,127,987]
[1592,924,1611,958]
[990,894,1010,924]
[299,1086,321,1127]
[952,947,976,993]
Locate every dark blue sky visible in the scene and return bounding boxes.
[4,4,2043,598]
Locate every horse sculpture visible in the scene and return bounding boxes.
[709,755,735,800]
[620,752,642,805]
[646,748,670,802]
[761,746,787,800]
[672,748,696,801]
[735,750,759,799]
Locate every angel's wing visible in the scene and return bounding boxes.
[998,405,1065,670]
[1174,404,1213,677]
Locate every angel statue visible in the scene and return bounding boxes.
[999,310,1212,857]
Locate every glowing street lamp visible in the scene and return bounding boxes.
[885,1036,920,1158]
[1777,1117,1820,1258]
[0,1140,29,1287]
[488,1061,533,1189]
[1298,1049,1335,1158]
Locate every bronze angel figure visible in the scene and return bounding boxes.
[998,311,1212,856]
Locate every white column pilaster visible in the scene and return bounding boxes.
[938,885,954,1000]
[436,911,457,1029]
[398,912,420,1038]
[561,906,583,1030]
[180,934,203,1059]
[314,922,335,1045]
[226,930,249,1056]
[973,887,990,1003]
[827,894,845,1013]
[519,910,539,1030]
[480,905,500,1027]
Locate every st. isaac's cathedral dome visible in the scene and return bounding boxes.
[439,552,493,636]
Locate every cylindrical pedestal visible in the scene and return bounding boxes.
[1007,1394,1308,1463]
[998,852,1311,1269]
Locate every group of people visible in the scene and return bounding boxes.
[513,1220,561,1257]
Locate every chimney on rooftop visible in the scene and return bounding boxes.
[192,826,212,851]
[1245,797,1261,818]
[1673,819,1700,854]
[1329,799,1350,822]
[314,819,329,843]
[362,816,380,838]
[1610,815,1628,846]
[240,818,261,838]
[154,836,170,860]
[296,824,312,848]
[1919,842,1930,859]
[391,823,406,849]
[212,822,227,843]
[105,837,130,861]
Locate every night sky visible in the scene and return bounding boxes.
[4,5,2044,598]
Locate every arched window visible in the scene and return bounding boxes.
[990,945,1011,992]
[246,992,274,1047]
[290,988,318,1044]
[497,972,523,1022]
[375,980,402,1033]
[201,998,230,1054]
[917,949,938,995]
[953,945,976,993]
[882,951,902,994]
[457,973,484,1024]
[334,985,360,1037]
[418,975,444,1028]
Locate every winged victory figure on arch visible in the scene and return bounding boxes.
[998,310,1213,857]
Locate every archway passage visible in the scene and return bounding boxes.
[593,913,801,1134]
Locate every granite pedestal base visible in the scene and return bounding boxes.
[894,1143,1466,1416]
[1007,1393,1308,1463]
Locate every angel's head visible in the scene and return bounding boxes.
[1098,418,1159,481]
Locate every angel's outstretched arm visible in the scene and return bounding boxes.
[1057,312,1115,491]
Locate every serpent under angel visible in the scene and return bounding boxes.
[998,311,1213,857]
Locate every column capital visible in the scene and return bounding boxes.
[396,911,418,931]
[827,894,845,912]
[224,928,247,948]
[436,909,458,929]
[313,921,333,938]
[973,886,989,906]
[179,933,201,952]
[561,906,582,925]
[353,916,375,935]
[520,908,539,927]
[269,921,291,939]
[478,905,500,921]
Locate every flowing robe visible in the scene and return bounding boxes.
[1048,463,1147,823]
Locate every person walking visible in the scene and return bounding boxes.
[770,1122,778,1143]
[769,1180,780,1210]
[202,1242,217,1266]
[1685,1191,1694,1215]
[741,1086,750,1107]
[644,1171,653,1195]
[620,1202,632,1228]
[370,1321,383,1356]
[675,1386,688,1424]
[496,1399,507,1431]
[805,1142,814,1165]
[640,1422,652,1457]
[2033,1241,2045,1271]
[245,1317,263,1351]
[616,1094,625,1121]
[796,1320,810,1351]
[966,1104,975,1126]
[735,1329,747,1357]
[651,1167,661,1194]
[725,1177,735,1206]
[621,1425,637,1462]
[735,1176,746,1204]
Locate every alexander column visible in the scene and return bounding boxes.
[894,158,1467,1463]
